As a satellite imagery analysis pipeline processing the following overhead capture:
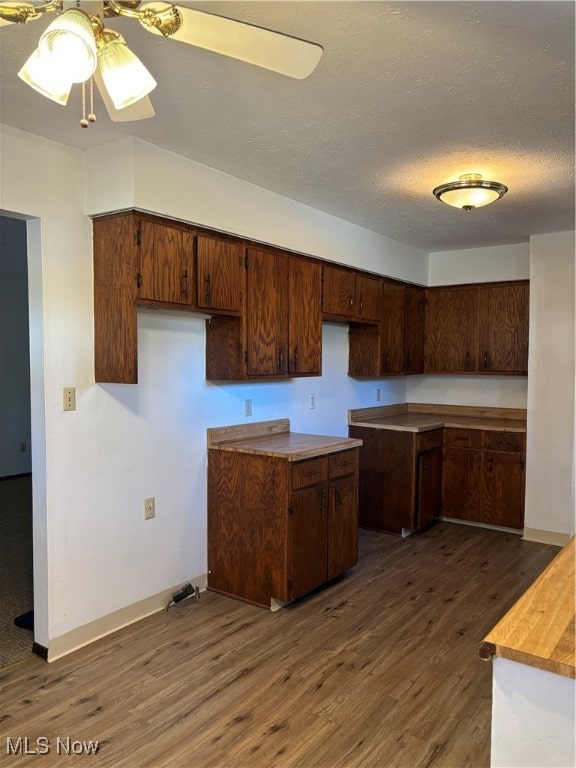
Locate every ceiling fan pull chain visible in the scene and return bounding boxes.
[80,81,88,128]
[80,79,97,129]
[88,77,96,124]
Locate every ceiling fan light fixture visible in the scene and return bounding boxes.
[97,36,157,110]
[38,8,98,83]
[433,173,508,211]
[18,47,74,105]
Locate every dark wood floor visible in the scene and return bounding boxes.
[0,523,558,768]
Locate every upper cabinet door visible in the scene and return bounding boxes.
[322,264,355,319]
[246,247,289,377]
[289,257,322,376]
[139,218,194,305]
[404,285,425,374]
[354,274,382,322]
[424,287,479,373]
[478,283,529,373]
[196,234,245,314]
[380,281,405,373]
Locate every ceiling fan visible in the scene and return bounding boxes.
[0,0,323,126]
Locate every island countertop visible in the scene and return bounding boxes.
[481,536,575,679]
[348,403,527,433]
[208,419,362,461]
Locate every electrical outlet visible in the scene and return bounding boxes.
[144,497,155,520]
[244,399,252,417]
[309,393,317,409]
[376,388,381,402]
[63,387,76,411]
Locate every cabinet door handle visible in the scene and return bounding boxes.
[181,270,188,296]
[385,354,390,372]
[359,297,364,313]
[335,488,341,507]
[487,456,493,472]
[465,352,471,370]
[349,296,354,311]
[483,351,489,369]
[204,273,212,305]
[278,349,285,374]
[293,347,299,371]
[320,490,328,513]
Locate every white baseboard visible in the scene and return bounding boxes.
[521,528,571,547]
[46,573,208,662]
[440,517,523,535]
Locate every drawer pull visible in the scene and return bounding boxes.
[304,470,318,477]
[338,459,352,468]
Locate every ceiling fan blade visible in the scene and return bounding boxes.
[139,3,323,79]
[93,68,156,121]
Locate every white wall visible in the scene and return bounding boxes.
[408,242,531,410]
[428,242,530,286]
[491,658,575,768]
[524,232,575,539]
[85,138,429,283]
[1,125,426,653]
[0,215,31,476]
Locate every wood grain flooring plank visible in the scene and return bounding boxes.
[0,523,558,768]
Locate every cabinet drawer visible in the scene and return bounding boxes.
[292,457,328,490]
[482,431,526,452]
[443,428,482,449]
[328,449,359,479]
[417,429,443,452]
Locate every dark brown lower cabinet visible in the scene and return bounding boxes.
[350,424,526,535]
[417,447,443,529]
[348,426,443,535]
[443,429,525,529]
[208,447,359,607]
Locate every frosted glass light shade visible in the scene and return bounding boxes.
[39,9,97,83]
[98,39,157,109]
[433,174,508,211]
[18,47,74,105]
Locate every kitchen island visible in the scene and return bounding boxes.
[480,536,575,767]
[208,419,362,609]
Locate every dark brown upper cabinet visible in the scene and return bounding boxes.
[205,248,322,380]
[477,283,529,373]
[288,256,322,376]
[348,280,423,378]
[93,212,139,384]
[424,286,479,373]
[424,281,529,375]
[196,233,244,315]
[404,284,425,374]
[380,280,406,374]
[139,217,195,308]
[322,264,382,323]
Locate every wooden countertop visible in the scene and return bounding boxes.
[348,403,527,433]
[481,537,575,679]
[208,419,362,461]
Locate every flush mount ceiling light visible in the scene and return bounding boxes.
[2,0,324,126]
[433,173,509,212]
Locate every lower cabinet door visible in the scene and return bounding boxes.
[328,473,359,580]
[289,485,328,600]
[416,447,442,528]
[481,452,525,528]
[442,447,482,521]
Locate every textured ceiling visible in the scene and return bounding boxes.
[0,1,574,251]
